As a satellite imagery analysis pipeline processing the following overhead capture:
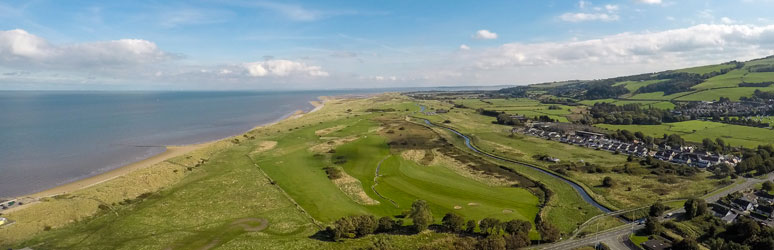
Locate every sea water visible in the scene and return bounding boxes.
[0,91,344,198]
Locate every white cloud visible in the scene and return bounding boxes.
[579,0,590,9]
[473,30,498,40]
[721,17,736,24]
[459,44,471,50]
[242,60,328,77]
[473,24,774,70]
[0,29,173,69]
[605,4,619,12]
[635,0,662,4]
[560,12,619,22]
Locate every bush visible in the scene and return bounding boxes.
[442,213,465,233]
[409,200,433,232]
[602,176,615,187]
[324,167,343,179]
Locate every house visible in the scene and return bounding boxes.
[756,191,774,204]
[641,239,672,250]
[755,205,774,219]
[712,204,738,224]
[576,131,605,139]
[733,198,755,211]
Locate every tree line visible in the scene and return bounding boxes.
[322,200,562,250]
[582,102,686,125]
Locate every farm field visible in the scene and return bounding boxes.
[578,99,675,110]
[613,80,665,92]
[595,120,774,148]
[626,91,692,101]
[676,86,774,101]
[676,63,739,75]
[691,68,747,89]
[453,98,573,122]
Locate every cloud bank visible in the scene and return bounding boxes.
[0,29,172,69]
[473,24,774,70]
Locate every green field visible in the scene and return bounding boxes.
[596,120,774,148]
[613,80,666,92]
[454,98,573,122]
[578,99,675,110]
[676,63,738,75]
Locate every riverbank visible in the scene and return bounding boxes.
[1,96,329,214]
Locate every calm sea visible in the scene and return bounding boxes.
[0,90,357,198]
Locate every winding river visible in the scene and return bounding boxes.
[418,105,612,213]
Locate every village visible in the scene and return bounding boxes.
[516,123,741,168]
[710,184,774,227]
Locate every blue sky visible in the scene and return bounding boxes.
[2,0,774,90]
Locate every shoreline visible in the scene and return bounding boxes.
[2,96,328,213]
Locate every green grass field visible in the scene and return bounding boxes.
[596,120,774,148]
[578,99,675,110]
[613,80,666,92]
[676,63,738,75]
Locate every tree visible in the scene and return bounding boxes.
[727,216,760,243]
[354,215,378,237]
[538,221,561,243]
[673,238,700,250]
[465,220,477,234]
[602,176,615,187]
[503,232,530,249]
[703,138,718,152]
[477,235,506,250]
[649,202,666,217]
[479,217,501,235]
[644,216,662,235]
[684,198,708,219]
[502,219,531,235]
[763,181,774,192]
[378,216,397,232]
[441,213,465,233]
[408,200,433,232]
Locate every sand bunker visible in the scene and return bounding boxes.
[332,171,380,205]
[309,136,358,153]
[400,149,426,163]
[315,125,346,136]
[467,202,480,206]
[502,209,513,214]
[251,141,277,154]
[453,205,462,210]
[230,217,269,232]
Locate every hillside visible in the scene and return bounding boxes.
[500,55,774,103]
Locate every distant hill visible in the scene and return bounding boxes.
[500,55,774,102]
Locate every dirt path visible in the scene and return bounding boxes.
[371,155,399,208]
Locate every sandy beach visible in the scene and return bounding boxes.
[3,96,329,214]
